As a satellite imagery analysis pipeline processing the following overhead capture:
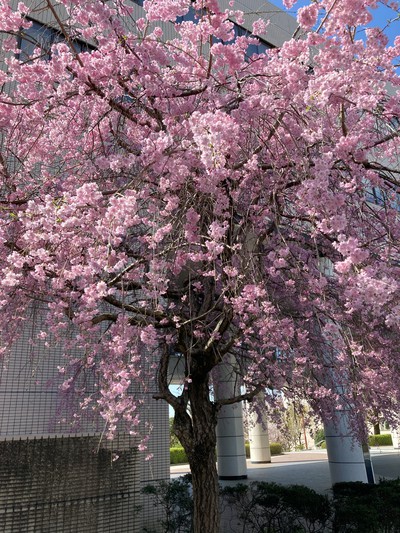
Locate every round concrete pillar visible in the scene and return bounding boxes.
[324,413,374,484]
[391,430,399,448]
[318,257,374,486]
[214,358,247,480]
[249,397,271,463]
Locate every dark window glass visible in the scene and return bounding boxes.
[212,22,271,58]
[175,8,271,56]
[18,20,61,61]
[365,186,385,206]
[18,19,93,62]
[232,24,271,57]
[176,5,200,24]
[390,116,399,129]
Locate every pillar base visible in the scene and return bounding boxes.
[250,460,271,464]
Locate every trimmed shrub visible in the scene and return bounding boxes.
[375,479,400,532]
[170,447,188,465]
[245,442,250,458]
[314,427,325,444]
[368,433,393,446]
[141,476,400,533]
[142,475,193,532]
[270,442,283,455]
[172,442,282,464]
[221,481,331,533]
[332,482,378,533]
[169,417,181,448]
[245,441,283,458]
[332,479,400,533]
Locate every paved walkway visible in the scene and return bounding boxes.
[171,447,400,495]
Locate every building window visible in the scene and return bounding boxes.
[176,4,199,24]
[17,19,92,63]
[176,7,272,57]
[365,186,385,207]
[365,185,400,212]
[229,23,271,57]
[18,20,61,61]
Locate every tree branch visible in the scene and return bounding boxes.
[154,344,182,411]
[215,383,265,408]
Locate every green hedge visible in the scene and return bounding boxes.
[171,442,283,464]
[144,477,400,532]
[244,441,283,458]
[172,438,395,459]
[333,479,400,532]
[368,433,393,446]
[222,481,332,532]
[270,442,283,455]
[170,447,188,464]
[318,434,392,450]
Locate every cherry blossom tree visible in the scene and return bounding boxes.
[0,0,399,530]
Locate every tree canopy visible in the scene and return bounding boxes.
[0,0,399,529]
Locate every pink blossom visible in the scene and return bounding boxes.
[297,4,319,30]
[252,18,269,36]
[282,0,297,8]
[140,325,158,346]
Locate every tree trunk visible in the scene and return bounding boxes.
[173,372,220,533]
[190,444,220,533]
[373,423,380,435]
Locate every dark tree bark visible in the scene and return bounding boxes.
[190,442,220,533]
[172,368,220,533]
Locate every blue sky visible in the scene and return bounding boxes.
[268,0,399,47]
